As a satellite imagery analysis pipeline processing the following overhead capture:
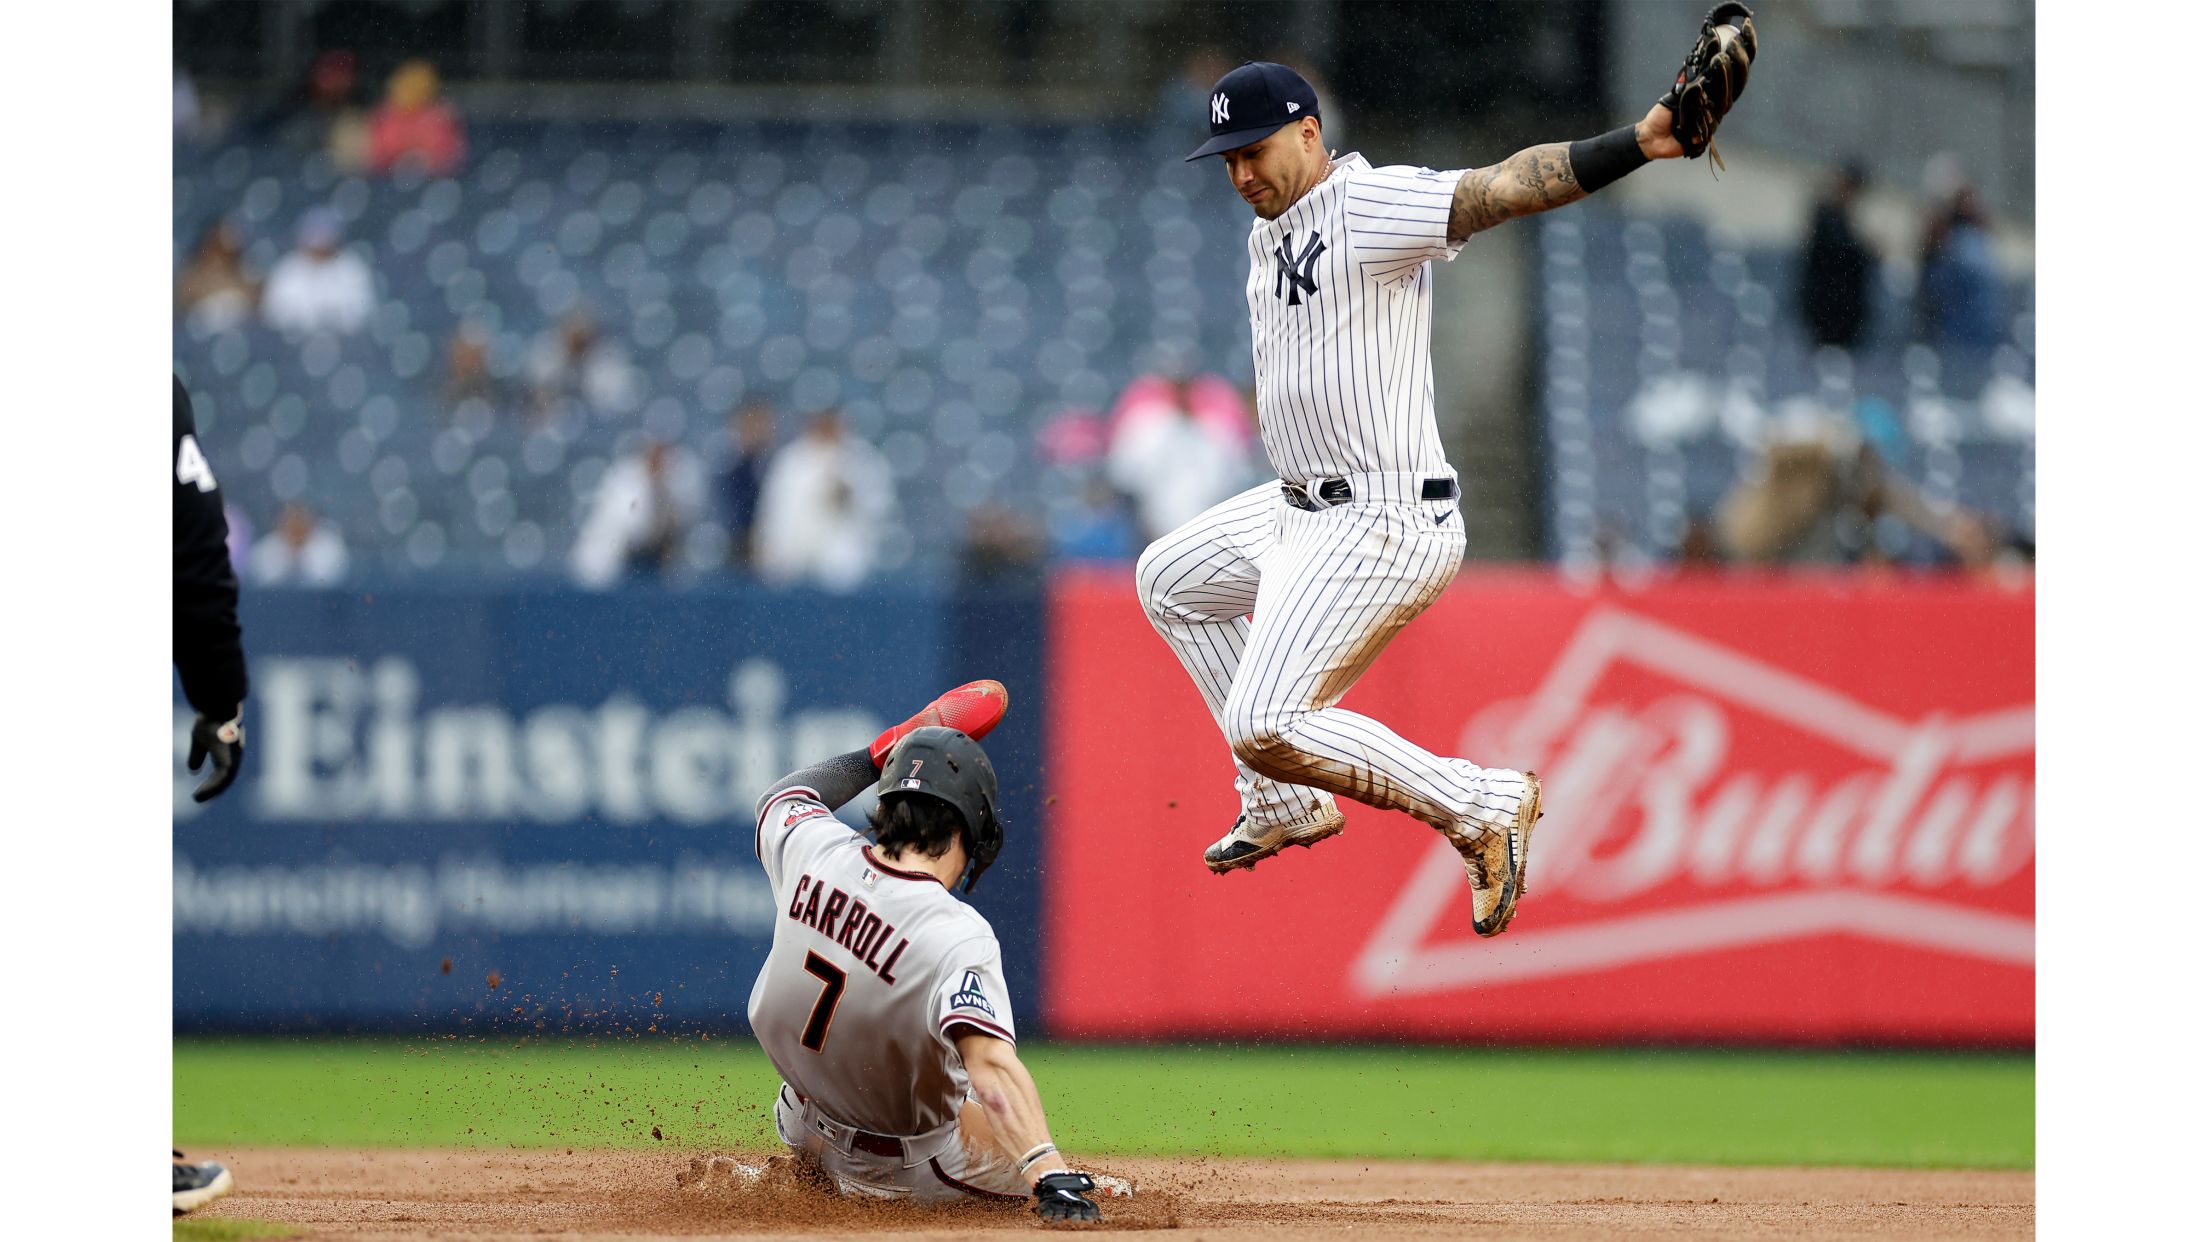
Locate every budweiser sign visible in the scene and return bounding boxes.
[1045,570,2034,1044]
[1350,606,2035,996]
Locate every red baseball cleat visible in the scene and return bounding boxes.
[869,680,1010,768]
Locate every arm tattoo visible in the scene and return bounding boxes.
[1447,142,1587,243]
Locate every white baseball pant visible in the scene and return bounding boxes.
[1136,478,1531,836]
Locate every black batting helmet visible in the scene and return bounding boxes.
[874,726,1003,893]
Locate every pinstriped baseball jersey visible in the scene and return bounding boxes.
[747,784,1016,1139]
[1246,153,1470,484]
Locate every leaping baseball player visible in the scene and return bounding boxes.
[727,679,1117,1223]
[1141,14,1755,935]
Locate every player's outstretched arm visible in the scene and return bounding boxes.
[955,1031,1102,1221]
[1445,102,1685,243]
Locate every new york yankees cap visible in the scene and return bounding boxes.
[1184,61,1321,162]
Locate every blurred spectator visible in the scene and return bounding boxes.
[442,322,502,409]
[1916,186,2005,349]
[248,502,349,587]
[173,67,202,142]
[960,504,1046,586]
[1106,374,1256,542]
[716,402,777,570]
[1715,414,1991,567]
[1035,408,1109,468]
[1797,162,1873,351]
[1153,47,1233,124]
[222,502,254,574]
[252,50,370,171]
[367,59,467,179]
[528,309,641,419]
[1674,518,1723,569]
[261,208,375,336]
[1049,476,1139,563]
[176,218,259,333]
[570,439,707,589]
[754,410,896,593]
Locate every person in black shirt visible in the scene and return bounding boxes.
[173,376,247,800]
[1798,161,1874,351]
[171,375,244,1215]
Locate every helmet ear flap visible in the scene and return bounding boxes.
[960,804,1004,893]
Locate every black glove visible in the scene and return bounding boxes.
[188,712,246,803]
[1032,1170,1101,1224]
[1660,3,1759,166]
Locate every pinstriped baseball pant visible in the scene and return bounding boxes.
[1135,480,1531,835]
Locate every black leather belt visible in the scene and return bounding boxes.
[790,1087,906,1159]
[1281,477,1459,511]
[848,1131,905,1159]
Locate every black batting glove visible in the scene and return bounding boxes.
[1033,1171,1101,1224]
[188,712,246,803]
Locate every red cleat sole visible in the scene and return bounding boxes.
[869,680,1010,768]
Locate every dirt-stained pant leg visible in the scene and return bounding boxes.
[1220,498,1528,833]
[773,1084,1028,1205]
[1135,481,1344,830]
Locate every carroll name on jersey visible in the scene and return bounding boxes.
[786,872,912,984]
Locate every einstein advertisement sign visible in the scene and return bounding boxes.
[1045,570,2034,1045]
[173,586,1045,1034]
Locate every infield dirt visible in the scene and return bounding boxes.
[187,1147,2032,1240]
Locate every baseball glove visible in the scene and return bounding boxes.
[1661,3,1758,169]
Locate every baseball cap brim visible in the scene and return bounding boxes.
[1184,121,1292,162]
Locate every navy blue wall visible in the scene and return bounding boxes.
[172,582,1046,1036]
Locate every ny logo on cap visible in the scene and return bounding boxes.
[1211,93,1230,125]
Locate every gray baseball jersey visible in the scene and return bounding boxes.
[747,782,1017,1139]
[1245,152,1469,483]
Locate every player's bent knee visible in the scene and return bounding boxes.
[1225,720,1303,781]
[1133,539,1180,619]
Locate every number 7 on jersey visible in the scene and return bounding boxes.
[799,951,846,1052]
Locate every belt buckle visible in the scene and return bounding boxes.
[1280,482,1317,511]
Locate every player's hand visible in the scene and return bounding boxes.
[188,712,246,802]
[1033,1170,1102,1224]
[1635,101,1686,160]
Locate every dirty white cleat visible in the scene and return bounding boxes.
[1445,771,1543,938]
[1202,807,1346,874]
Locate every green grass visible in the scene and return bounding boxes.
[174,1220,302,1241]
[174,1039,2032,1170]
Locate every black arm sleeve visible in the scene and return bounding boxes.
[173,377,248,718]
[755,748,880,822]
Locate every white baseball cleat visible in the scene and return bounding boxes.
[1447,771,1543,938]
[1202,806,1346,873]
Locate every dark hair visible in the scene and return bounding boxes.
[868,794,968,862]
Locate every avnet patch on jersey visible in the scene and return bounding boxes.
[950,969,997,1018]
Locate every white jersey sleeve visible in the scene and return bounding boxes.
[754,784,844,890]
[1342,164,1470,285]
[929,935,1018,1048]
